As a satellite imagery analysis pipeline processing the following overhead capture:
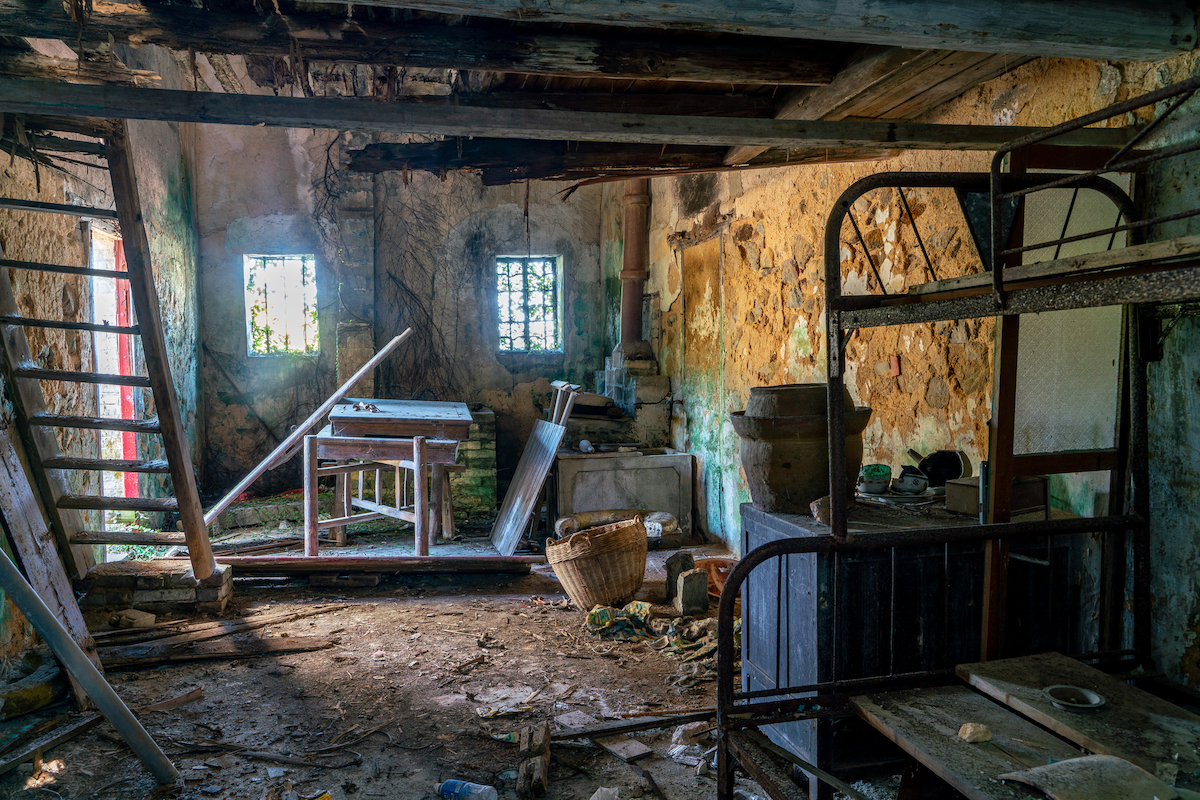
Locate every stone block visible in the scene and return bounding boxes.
[79,591,108,608]
[133,588,195,605]
[674,569,709,617]
[106,589,134,607]
[165,570,199,589]
[196,599,229,614]
[91,573,136,590]
[664,551,695,602]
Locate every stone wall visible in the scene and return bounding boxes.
[613,56,1178,548]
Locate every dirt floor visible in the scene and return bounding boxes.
[0,533,796,800]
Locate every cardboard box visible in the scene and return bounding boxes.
[945,475,1049,517]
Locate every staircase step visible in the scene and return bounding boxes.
[71,530,186,546]
[15,367,151,387]
[42,456,170,473]
[0,258,128,280]
[0,316,139,335]
[57,495,178,512]
[29,413,160,433]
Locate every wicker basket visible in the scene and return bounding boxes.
[546,517,648,610]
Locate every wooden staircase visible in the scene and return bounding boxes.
[0,120,214,580]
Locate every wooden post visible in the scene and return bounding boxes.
[413,437,428,557]
[105,122,215,580]
[304,437,319,557]
[441,466,456,541]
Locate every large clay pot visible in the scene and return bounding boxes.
[731,384,872,513]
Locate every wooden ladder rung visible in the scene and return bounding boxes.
[57,495,178,512]
[70,530,186,545]
[0,316,139,335]
[15,367,151,387]
[28,412,160,433]
[0,258,128,280]
[41,456,170,473]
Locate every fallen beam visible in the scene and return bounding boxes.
[0,79,1136,151]
[291,0,1194,62]
[99,635,337,669]
[213,555,543,575]
[0,0,841,86]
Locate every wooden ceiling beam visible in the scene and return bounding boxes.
[725,46,1033,165]
[0,79,1135,151]
[295,0,1194,62]
[416,92,775,119]
[0,0,840,85]
[0,43,158,87]
[344,137,899,184]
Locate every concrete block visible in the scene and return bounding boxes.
[165,570,199,589]
[664,551,695,602]
[196,599,229,614]
[90,573,136,590]
[633,375,671,404]
[106,589,134,607]
[133,575,166,592]
[198,564,232,588]
[674,569,709,617]
[133,588,195,604]
[79,591,107,608]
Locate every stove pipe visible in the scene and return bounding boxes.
[617,178,654,361]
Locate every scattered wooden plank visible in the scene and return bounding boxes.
[517,721,551,797]
[999,755,1181,800]
[958,652,1200,779]
[136,686,203,713]
[0,422,100,707]
[57,495,177,512]
[491,420,567,556]
[13,367,150,387]
[213,555,541,575]
[552,711,714,741]
[43,457,167,473]
[0,79,1136,151]
[725,729,808,800]
[99,635,337,669]
[29,413,160,434]
[853,685,1081,800]
[70,530,185,546]
[93,604,348,647]
[594,734,654,762]
[0,714,102,777]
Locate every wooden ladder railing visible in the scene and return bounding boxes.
[0,120,215,580]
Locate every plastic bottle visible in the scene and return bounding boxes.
[437,780,499,800]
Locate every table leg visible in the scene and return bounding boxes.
[431,464,445,547]
[332,461,348,547]
[441,468,455,541]
[414,436,428,556]
[304,436,319,557]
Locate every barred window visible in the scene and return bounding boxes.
[243,254,319,356]
[496,255,562,353]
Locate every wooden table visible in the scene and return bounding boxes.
[304,399,472,557]
[853,653,1200,798]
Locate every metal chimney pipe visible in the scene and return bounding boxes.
[617,179,654,359]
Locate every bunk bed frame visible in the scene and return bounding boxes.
[715,75,1200,800]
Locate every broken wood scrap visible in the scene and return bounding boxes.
[551,710,714,741]
[0,713,103,777]
[627,761,669,800]
[135,686,204,714]
[171,738,360,769]
[594,734,654,763]
[94,604,348,648]
[516,720,550,797]
[99,635,337,670]
[0,657,67,720]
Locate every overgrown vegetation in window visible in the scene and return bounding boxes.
[243,254,319,356]
[496,256,561,353]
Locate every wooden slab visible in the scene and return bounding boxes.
[330,399,472,440]
[958,652,1200,779]
[491,419,566,556]
[594,734,654,762]
[852,685,1083,800]
[99,635,337,669]
[999,755,1181,800]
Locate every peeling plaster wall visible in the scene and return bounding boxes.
[622,57,1187,558]
[195,123,340,495]
[373,172,604,484]
[195,123,604,494]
